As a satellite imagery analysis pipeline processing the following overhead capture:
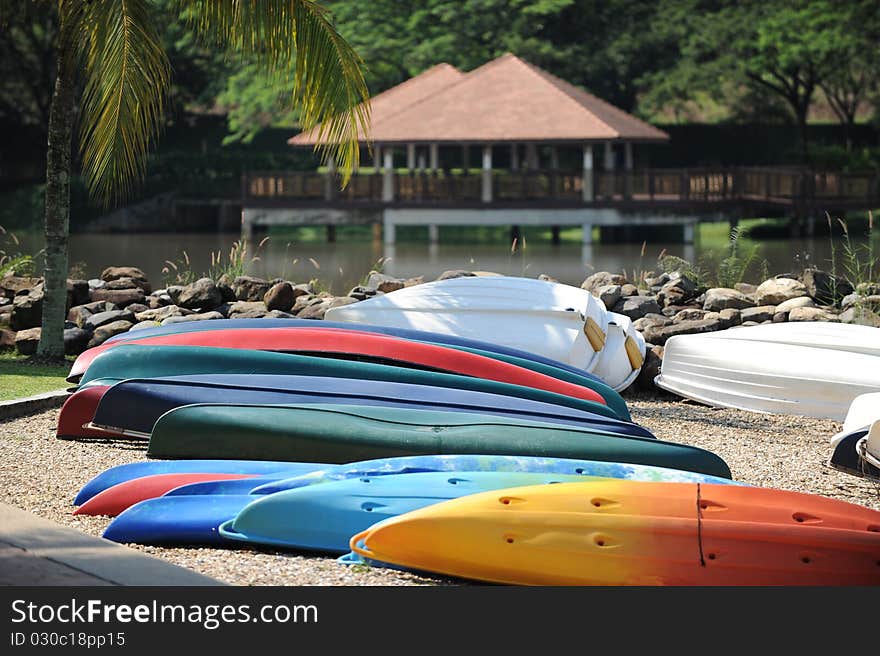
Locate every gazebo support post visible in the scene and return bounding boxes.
[624,142,634,200]
[428,224,440,244]
[382,150,395,202]
[461,145,469,173]
[407,143,416,171]
[511,144,519,171]
[604,142,615,199]
[551,226,561,245]
[324,155,336,201]
[429,143,439,172]
[582,144,594,202]
[482,145,493,203]
[373,146,382,173]
[526,143,539,170]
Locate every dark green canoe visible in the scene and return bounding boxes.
[79,344,626,421]
[147,404,731,479]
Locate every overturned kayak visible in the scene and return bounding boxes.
[655,322,880,420]
[147,404,728,477]
[350,480,880,585]
[830,392,880,448]
[75,343,628,421]
[85,374,648,440]
[218,472,592,554]
[102,455,740,546]
[829,421,880,483]
[324,276,646,390]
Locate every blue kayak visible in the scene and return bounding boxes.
[90,374,652,438]
[73,460,321,506]
[102,454,741,546]
[217,471,592,553]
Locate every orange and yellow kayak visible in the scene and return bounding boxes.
[350,480,880,586]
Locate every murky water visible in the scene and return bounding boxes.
[8,228,876,295]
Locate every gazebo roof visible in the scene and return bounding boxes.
[289,53,669,146]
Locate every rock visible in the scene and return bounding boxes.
[101,266,151,294]
[839,307,880,327]
[641,317,724,346]
[160,311,225,325]
[435,270,475,281]
[403,276,424,288]
[0,328,16,350]
[90,288,145,308]
[740,305,777,323]
[233,276,272,302]
[0,276,41,298]
[788,306,839,322]
[633,314,670,332]
[733,282,757,296]
[366,272,405,293]
[841,293,862,311]
[265,310,297,319]
[347,286,378,302]
[635,345,664,390]
[855,282,880,296]
[84,309,135,331]
[130,320,161,331]
[228,300,269,319]
[775,296,815,313]
[718,308,742,328]
[672,308,708,322]
[147,294,170,309]
[103,277,142,291]
[612,295,662,320]
[215,274,237,302]
[63,327,92,356]
[125,303,150,316]
[292,294,316,314]
[596,285,622,311]
[165,285,184,304]
[537,274,558,283]
[618,284,639,298]
[14,327,41,355]
[177,278,223,310]
[11,285,44,331]
[644,273,670,289]
[134,304,188,323]
[88,278,105,290]
[703,288,755,311]
[67,301,115,327]
[581,272,627,295]
[802,268,853,305]
[772,312,787,323]
[754,277,809,305]
[657,275,700,308]
[297,296,358,320]
[263,281,296,311]
[66,279,90,309]
[0,310,10,326]
[87,320,134,347]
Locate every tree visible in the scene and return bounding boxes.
[20,0,369,360]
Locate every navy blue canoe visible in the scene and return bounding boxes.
[89,374,655,439]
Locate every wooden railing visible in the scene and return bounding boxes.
[243,167,880,209]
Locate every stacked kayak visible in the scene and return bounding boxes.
[829,392,880,482]
[655,322,880,421]
[324,275,646,391]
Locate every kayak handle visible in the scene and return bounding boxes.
[217,519,247,542]
[349,530,377,559]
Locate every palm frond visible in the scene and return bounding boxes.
[76,0,171,205]
[181,0,370,184]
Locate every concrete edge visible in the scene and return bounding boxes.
[1,503,226,586]
[0,389,71,421]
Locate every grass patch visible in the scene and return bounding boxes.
[0,353,72,401]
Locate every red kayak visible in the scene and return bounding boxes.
[56,386,112,439]
[68,328,607,406]
[73,473,258,516]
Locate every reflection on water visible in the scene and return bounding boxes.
[13,230,873,295]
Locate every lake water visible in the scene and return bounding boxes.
[10,228,876,295]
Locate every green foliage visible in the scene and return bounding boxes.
[0,226,41,277]
[833,213,877,290]
[206,237,269,281]
[714,227,768,289]
[658,253,712,288]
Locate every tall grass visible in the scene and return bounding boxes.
[0,226,40,278]
[162,237,270,287]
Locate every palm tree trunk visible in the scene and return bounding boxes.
[37,35,76,360]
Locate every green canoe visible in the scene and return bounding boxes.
[147,404,731,479]
[79,344,626,421]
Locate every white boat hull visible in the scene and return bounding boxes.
[830,392,880,448]
[325,276,646,391]
[655,323,880,420]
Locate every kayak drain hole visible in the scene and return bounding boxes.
[707,553,716,560]
[801,556,811,564]
[506,538,514,544]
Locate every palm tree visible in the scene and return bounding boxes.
[35,0,369,359]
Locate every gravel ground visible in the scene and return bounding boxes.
[1,391,878,586]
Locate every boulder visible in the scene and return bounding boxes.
[754,277,809,306]
[160,311,225,325]
[130,320,161,331]
[347,286,378,302]
[656,275,700,308]
[228,300,269,319]
[216,274,237,302]
[233,275,272,302]
[788,306,839,322]
[740,305,777,323]
[177,278,223,310]
[292,294,316,314]
[101,266,151,294]
[635,345,664,390]
[89,288,146,308]
[165,285,184,304]
[672,308,708,322]
[297,296,358,320]
[0,310,10,326]
[403,276,425,288]
[88,278,105,290]
[855,282,880,296]
[640,317,724,346]
[87,320,134,347]
[733,282,758,296]
[0,328,16,350]
[839,307,880,327]
[0,275,41,298]
[103,277,142,291]
[619,283,639,297]
[134,304,188,323]
[644,273,670,289]
[633,314,670,332]
[84,309,135,331]
[147,294,171,309]
[772,312,787,323]
[702,288,755,311]
[11,286,44,331]
[612,295,662,320]
[14,327,41,355]
[435,270,475,281]
[596,285,622,311]
[265,310,297,319]
[66,279,90,309]
[802,268,853,305]
[67,301,116,328]
[264,281,296,311]
[775,296,815,313]
[125,303,150,315]
[63,327,92,356]
[581,271,627,295]
[366,272,405,293]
